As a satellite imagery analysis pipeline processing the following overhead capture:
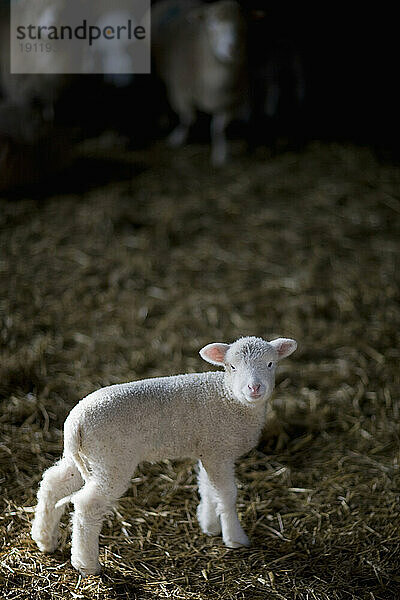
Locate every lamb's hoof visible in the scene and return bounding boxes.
[34,538,58,553]
[71,558,102,577]
[78,565,102,578]
[224,534,251,549]
[31,529,58,553]
[197,503,222,536]
[203,522,222,537]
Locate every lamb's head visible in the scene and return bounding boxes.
[200,336,297,405]
[200,0,246,64]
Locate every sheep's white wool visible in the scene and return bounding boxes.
[32,335,297,576]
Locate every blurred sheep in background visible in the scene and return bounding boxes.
[2,1,390,191]
[152,0,247,166]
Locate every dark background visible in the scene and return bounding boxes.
[1,1,395,160]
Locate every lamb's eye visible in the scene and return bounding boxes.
[230,364,236,371]
[267,361,273,368]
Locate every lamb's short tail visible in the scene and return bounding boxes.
[55,420,91,509]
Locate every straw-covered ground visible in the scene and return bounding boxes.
[1,140,399,600]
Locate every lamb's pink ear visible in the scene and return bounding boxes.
[199,343,230,366]
[270,338,297,360]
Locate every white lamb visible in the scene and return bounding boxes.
[31,335,297,576]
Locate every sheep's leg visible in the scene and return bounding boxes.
[31,457,83,553]
[70,475,131,576]
[201,460,250,549]
[210,111,231,166]
[167,107,195,148]
[197,461,221,536]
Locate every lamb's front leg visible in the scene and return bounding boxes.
[197,461,221,536]
[200,459,250,549]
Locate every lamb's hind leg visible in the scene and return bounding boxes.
[70,473,133,576]
[31,457,83,553]
[197,461,221,536]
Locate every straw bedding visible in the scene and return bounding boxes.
[0,140,399,599]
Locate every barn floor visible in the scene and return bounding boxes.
[1,140,400,599]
